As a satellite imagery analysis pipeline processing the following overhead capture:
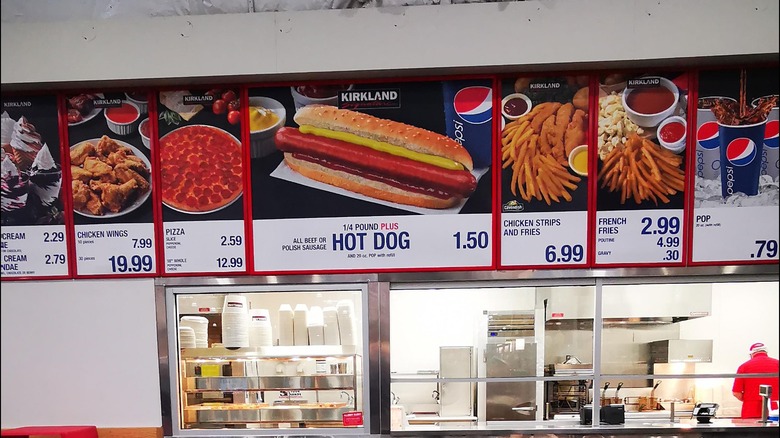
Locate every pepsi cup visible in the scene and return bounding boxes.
[751,95,779,180]
[696,96,735,180]
[718,120,766,197]
[442,80,493,168]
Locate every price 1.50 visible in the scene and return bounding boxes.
[641,216,680,235]
[108,255,153,273]
[545,244,584,263]
[453,231,489,250]
[217,257,244,268]
[752,240,778,259]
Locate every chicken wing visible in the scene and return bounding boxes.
[70,141,96,166]
[82,157,113,179]
[70,165,93,183]
[114,162,150,192]
[99,179,139,213]
[96,135,122,157]
[71,180,91,211]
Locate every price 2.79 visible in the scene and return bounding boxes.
[752,240,778,259]
[108,255,153,273]
[545,244,584,263]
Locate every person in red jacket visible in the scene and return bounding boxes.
[732,342,780,419]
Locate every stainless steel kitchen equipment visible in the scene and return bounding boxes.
[485,311,537,421]
[439,346,476,419]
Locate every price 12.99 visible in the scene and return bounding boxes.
[109,255,153,273]
[217,257,243,268]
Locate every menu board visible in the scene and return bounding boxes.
[1,95,70,278]
[593,72,689,266]
[157,88,247,274]
[499,75,591,267]
[690,68,779,264]
[249,79,493,272]
[66,91,156,276]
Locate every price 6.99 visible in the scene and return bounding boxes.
[545,244,584,263]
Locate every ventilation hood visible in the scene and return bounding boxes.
[649,339,713,363]
[539,284,712,322]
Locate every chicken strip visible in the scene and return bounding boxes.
[565,109,588,157]
[552,103,574,164]
[539,114,556,156]
[530,102,561,134]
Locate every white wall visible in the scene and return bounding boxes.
[2,0,778,87]
[0,279,161,428]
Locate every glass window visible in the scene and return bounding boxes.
[169,286,367,433]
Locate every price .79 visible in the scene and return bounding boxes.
[752,240,778,259]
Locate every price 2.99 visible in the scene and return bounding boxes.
[108,255,153,273]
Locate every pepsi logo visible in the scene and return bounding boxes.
[726,137,757,166]
[453,86,492,125]
[764,119,779,149]
[696,121,720,150]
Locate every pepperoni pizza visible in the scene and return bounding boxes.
[160,125,243,213]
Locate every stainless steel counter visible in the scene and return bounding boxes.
[391,418,779,436]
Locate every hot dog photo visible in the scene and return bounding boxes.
[249,80,493,219]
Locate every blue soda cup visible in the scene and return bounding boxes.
[441,80,493,168]
[718,120,766,197]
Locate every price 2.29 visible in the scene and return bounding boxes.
[545,244,584,263]
[108,255,153,273]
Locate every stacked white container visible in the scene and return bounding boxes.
[293,304,309,346]
[323,306,341,345]
[178,326,196,348]
[307,306,325,346]
[180,316,209,348]
[336,300,357,346]
[248,308,273,347]
[221,294,249,349]
[277,304,294,346]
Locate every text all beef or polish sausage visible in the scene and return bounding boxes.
[274,127,477,197]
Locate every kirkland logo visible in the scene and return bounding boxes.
[338,89,401,110]
[184,95,214,104]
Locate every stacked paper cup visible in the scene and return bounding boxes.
[307,306,325,346]
[293,304,309,346]
[248,308,273,347]
[323,306,341,345]
[221,294,249,349]
[180,316,209,348]
[336,300,357,346]
[278,304,294,346]
[179,326,197,348]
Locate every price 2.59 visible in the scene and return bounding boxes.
[108,255,153,273]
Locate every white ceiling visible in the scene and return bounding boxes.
[0,0,499,22]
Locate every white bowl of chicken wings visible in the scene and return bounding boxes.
[69,135,152,218]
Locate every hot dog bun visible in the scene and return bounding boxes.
[294,104,474,171]
[284,153,464,209]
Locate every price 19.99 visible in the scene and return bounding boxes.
[109,255,153,273]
